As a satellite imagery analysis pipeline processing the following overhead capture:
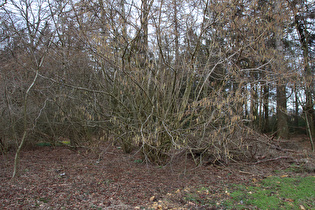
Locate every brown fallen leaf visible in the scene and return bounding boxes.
[284,198,294,202]
[149,196,155,202]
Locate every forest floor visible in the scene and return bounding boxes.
[0,135,314,209]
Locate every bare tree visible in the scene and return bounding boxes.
[1,0,53,178]
[1,0,313,171]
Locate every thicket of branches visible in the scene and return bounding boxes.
[0,0,314,175]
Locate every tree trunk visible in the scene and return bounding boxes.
[141,0,149,60]
[263,84,269,133]
[277,82,289,139]
[250,81,258,128]
[173,0,179,71]
[294,85,299,128]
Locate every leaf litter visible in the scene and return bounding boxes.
[0,135,314,209]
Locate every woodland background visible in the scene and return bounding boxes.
[0,0,314,176]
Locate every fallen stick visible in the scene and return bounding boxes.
[252,156,293,165]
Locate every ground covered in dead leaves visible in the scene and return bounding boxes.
[1,136,314,209]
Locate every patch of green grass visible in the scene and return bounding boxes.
[60,140,71,145]
[283,164,305,173]
[36,142,52,147]
[35,141,71,147]
[134,159,143,163]
[181,176,314,209]
[227,176,315,209]
[274,164,302,174]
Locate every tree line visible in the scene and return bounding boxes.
[0,0,314,177]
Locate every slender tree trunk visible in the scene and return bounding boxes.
[263,84,269,133]
[244,86,249,120]
[277,82,289,139]
[121,0,127,39]
[141,0,149,60]
[12,67,39,179]
[250,81,258,128]
[294,85,299,128]
[174,0,179,71]
[274,7,289,139]
[259,84,263,132]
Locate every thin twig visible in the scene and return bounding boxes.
[252,156,293,165]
